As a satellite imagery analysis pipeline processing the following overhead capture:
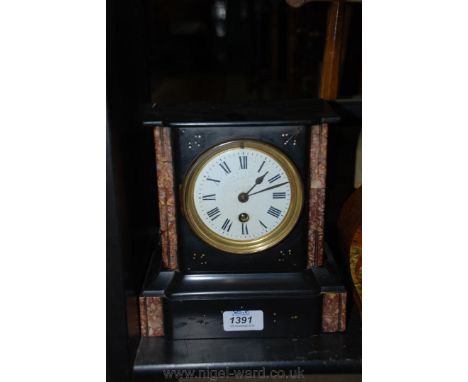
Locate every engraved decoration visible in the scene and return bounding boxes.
[187,133,203,150]
[281,130,299,146]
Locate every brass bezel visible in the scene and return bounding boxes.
[181,140,304,254]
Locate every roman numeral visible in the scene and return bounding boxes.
[267,206,281,218]
[257,161,265,173]
[206,178,220,183]
[221,218,232,232]
[239,156,248,170]
[273,192,286,199]
[219,161,231,174]
[241,222,249,235]
[207,207,221,221]
[268,174,281,183]
[259,220,267,229]
[202,194,216,201]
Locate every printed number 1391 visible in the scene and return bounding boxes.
[230,316,252,324]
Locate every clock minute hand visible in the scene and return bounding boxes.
[248,181,289,197]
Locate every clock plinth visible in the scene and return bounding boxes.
[141,99,347,338]
[139,245,346,339]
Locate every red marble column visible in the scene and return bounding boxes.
[139,296,165,337]
[307,123,328,267]
[322,291,347,332]
[153,126,178,270]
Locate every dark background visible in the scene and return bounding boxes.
[146,0,361,102]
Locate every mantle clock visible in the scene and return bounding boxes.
[139,99,347,339]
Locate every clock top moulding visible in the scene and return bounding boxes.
[144,99,339,271]
[143,99,339,127]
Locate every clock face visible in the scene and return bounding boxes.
[182,140,303,254]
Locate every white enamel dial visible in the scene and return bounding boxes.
[182,140,303,254]
[194,147,291,240]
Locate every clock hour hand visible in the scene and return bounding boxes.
[245,171,269,195]
[248,181,289,197]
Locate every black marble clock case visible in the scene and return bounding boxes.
[141,100,345,339]
[174,124,309,273]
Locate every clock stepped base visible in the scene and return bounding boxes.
[164,271,323,339]
[139,250,346,339]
